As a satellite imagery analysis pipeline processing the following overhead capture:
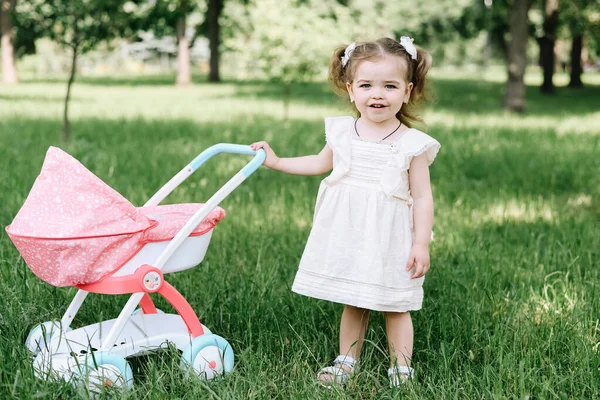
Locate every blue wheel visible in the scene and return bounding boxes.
[81,352,133,392]
[180,334,234,379]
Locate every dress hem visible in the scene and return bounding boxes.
[292,269,423,313]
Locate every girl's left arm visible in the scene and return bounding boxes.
[406,153,434,279]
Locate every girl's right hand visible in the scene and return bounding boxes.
[250,141,280,169]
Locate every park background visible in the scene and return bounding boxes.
[1,0,599,398]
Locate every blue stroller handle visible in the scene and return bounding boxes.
[190,144,266,177]
[145,143,265,208]
[142,142,266,268]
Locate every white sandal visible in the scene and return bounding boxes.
[317,355,358,387]
[388,365,414,386]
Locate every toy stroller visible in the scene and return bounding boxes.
[5,144,265,391]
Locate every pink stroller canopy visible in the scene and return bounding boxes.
[6,147,153,286]
[6,147,223,287]
[8,147,152,239]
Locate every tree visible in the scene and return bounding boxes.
[175,0,191,85]
[539,0,559,94]
[561,0,600,88]
[195,0,224,82]
[224,0,345,119]
[13,2,45,59]
[504,0,533,112]
[134,0,205,86]
[27,0,136,140]
[207,0,223,82]
[568,34,583,87]
[222,0,480,116]
[0,0,18,83]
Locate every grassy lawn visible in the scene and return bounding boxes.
[0,69,599,399]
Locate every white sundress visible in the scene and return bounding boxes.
[291,116,441,312]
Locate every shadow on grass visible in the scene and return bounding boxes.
[1,117,598,207]
[231,77,600,117]
[427,122,600,205]
[17,74,600,118]
[21,74,208,86]
[431,77,600,117]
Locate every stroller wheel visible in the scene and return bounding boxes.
[25,321,69,356]
[180,334,234,379]
[131,307,165,316]
[80,352,134,392]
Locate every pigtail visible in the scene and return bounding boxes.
[410,48,432,104]
[328,45,350,98]
[398,47,433,128]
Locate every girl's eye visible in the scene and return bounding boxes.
[385,85,397,89]
[359,84,371,88]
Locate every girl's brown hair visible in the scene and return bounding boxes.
[328,37,432,128]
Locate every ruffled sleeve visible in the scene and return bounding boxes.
[381,128,441,196]
[399,129,441,171]
[322,116,354,185]
[324,116,354,148]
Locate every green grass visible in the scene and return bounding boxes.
[1,69,599,399]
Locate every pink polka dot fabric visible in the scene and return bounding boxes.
[6,147,225,287]
[140,204,225,242]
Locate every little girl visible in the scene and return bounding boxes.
[251,37,440,387]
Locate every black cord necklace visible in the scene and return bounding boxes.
[354,119,402,143]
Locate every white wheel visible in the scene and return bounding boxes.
[193,345,224,379]
[180,334,234,380]
[87,364,127,391]
[25,321,69,356]
[32,352,77,381]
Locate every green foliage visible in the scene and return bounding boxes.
[221,0,517,82]
[559,0,600,57]
[132,0,206,39]
[19,0,138,53]
[11,1,43,58]
[223,0,345,83]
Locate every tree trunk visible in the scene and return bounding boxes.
[207,0,223,82]
[63,47,78,141]
[494,26,509,66]
[568,34,583,88]
[483,31,492,70]
[0,0,18,84]
[176,2,191,86]
[539,0,559,94]
[504,0,532,112]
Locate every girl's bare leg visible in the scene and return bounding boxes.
[339,305,370,358]
[319,305,370,382]
[384,311,413,367]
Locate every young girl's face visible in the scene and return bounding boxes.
[346,54,413,125]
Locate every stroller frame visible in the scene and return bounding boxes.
[26,144,265,387]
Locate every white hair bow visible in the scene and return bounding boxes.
[341,42,356,67]
[399,36,417,60]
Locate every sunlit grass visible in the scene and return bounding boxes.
[0,70,599,398]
